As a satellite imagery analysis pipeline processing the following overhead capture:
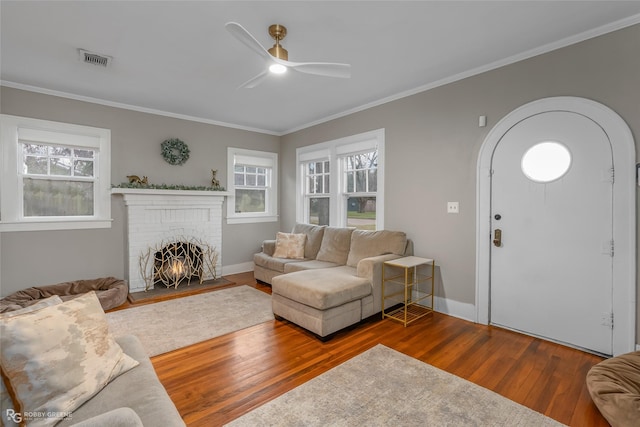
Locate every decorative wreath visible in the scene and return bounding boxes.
[161,138,190,165]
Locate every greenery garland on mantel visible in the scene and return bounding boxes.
[112,183,226,191]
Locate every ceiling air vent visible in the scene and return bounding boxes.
[78,49,112,67]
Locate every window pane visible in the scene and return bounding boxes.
[74,160,94,177]
[50,146,71,156]
[257,175,266,186]
[307,162,315,174]
[246,166,257,174]
[234,173,244,186]
[314,176,323,193]
[50,158,72,176]
[355,170,367,192]
[75,149,94,159]
[257,167,265,174]
[347,197,376,230]
[359,151,377,169]
[324,161,330,173]
[235,165,244,173]
[315,162,323,174]
[368,169,377,191]
[345,156,353,170]
[23,178,94,217]
[309,197,329,226]
[24,156,48,174]
[521,141,571,182]
[346,172,354,192]
[23,143,48,155]
[246,174,257,186]
[324,175,330,194]
[235,189,265,213]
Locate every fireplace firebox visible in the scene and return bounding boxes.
[139,236,219,291]
[153,241,203,288]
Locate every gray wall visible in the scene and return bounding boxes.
[1,24,638,341]
[280,25,640,338]
[0,87,280,295]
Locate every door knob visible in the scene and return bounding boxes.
[493,229,502,247]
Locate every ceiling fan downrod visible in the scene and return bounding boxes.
[268,24,288,61]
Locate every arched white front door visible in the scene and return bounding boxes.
[476,97,636,356]
[490,110,613,354]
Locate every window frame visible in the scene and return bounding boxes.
[226,147,278,224]
[0,114,112,232]
[296,128,384,229]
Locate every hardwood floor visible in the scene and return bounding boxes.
[150,272,608,426]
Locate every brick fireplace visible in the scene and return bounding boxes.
[112,188,229,293]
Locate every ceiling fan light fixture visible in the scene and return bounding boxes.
[269,63,287,74]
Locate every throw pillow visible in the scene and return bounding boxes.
[346,230,407,267]
[292,223,326,259]
[0,296,64,427]
[315,227,355,265]
[0,292,139,427]
[272,232,307,259]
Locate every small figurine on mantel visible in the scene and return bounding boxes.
[211,169,220,188]
[127,175,148,185]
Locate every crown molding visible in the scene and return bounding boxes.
[0,81,281,136]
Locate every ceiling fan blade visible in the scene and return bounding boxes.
[286,61,351,79]
[225,22,271,60]
[238,70,269,89]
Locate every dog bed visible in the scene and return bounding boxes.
[586,350,640,427]
[0,277,128,312]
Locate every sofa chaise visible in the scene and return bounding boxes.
[254,224,412,338]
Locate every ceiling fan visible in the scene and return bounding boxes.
[225,22,351,88]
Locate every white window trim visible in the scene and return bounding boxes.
[227,147,278,224]
[296,128,385,229]
[0,114,111,232]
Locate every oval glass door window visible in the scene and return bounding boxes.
[521,141,571,182]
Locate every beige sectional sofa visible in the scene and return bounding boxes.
[254,224,412,338]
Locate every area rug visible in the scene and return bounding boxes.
[226,344,564,427]
[107,286,274,356]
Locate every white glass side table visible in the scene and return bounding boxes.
[382,256,435,326]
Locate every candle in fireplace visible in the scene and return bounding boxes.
[168,257,186,280]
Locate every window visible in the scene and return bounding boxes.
[343,150,377,230]
[304,160,330,226]
[521,141,572,183]
[227,147,278,224]
[296,129,384,230]
[0,114,111,232]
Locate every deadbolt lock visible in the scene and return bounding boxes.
[493,229,502,247]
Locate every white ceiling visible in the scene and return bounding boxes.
[2,1,640,135]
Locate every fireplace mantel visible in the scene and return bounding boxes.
[112,188,229,292]
[112,188,231,199]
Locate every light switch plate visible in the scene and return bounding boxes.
[447,202,459,214]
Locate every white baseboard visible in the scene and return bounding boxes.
[433,296,476,323]
[415,296,475,322]
[221,262,254,276]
